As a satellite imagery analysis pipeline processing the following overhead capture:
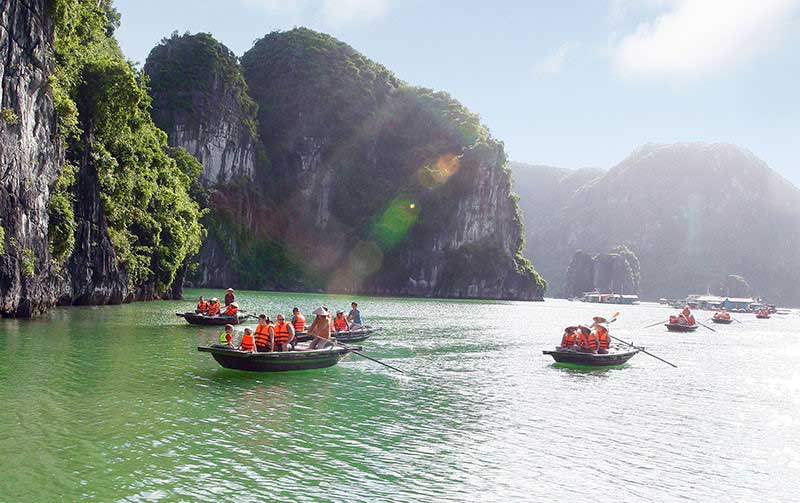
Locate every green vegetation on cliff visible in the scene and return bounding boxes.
[50,0,204,290]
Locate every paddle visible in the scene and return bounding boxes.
[696,321,716,333]
[608,335,678,368]
[330,340,405,374]
[642,319,669,329]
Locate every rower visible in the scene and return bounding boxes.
[217,324,235,349]
[594,322,610,355]
[270,314,294,352]
[560,326,577,349]
[239,327,255,353]
[196,296,209,315]
[223,302,239,317]
[254,314,271,353]
[333,310,350,332]
[291,307,306,332]
[224,288,235,306]
[307,307,332,350]
[207,298,221,317]
[347,302,363,329]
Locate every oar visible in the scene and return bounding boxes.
[331,340,405,374]
[696,321,716,333]
[609,335,677,368]
[642,319,669,329]
[733,318,742,324]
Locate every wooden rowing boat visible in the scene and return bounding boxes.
[197,345,359,372]
[295,326,375,343]
[542,348,640,367]
[178,312,249,326]
[755,313,771,319]
[711,317,733,324]
[665,323,698,332]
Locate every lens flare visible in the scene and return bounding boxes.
[418,153,461,190]
[372,196,421,249]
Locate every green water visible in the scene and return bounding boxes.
[1,290,799,501]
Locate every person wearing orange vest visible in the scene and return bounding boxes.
[196,296,209,314]
[560,326,577,349]
[307,307,332,350]
[223,302,239,317]
[270,314,295,352]
[207,298,221,317]
[576,325,598,353]
[595,324,610,354]
[713,310,730,320]
[680,306,695,326]
[239,327,256,353]
[333,311,350,332]
[254,314,272,352]
[291,307,306,333]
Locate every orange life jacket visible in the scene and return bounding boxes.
[197,300,209,313]
[333,316,348,331]
[583,332,598,351]
[254,323,270,348]
[223,304,238,316]
[561,331,576,347]
[208,302,220,316]
[576,332,588,348]
[597,328,609,350]
[273,321,291,344]
[292,314,306,332]
[669,315,678,324]
[687,315,695,325]
[240,333,255,352]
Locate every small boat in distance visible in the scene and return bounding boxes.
[543,347,640,368]
[198,345,358,372]
[295,326,376,343]
[711,317,733,325]
[665,323,699,332]
[178,312,249,326]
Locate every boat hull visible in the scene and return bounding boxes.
[295,326,375,343]
[198,346,355,372]
[756,314,770,319]
[711,318,733,324]
[180,312,248,326]
[542,349,640,367]
[665,323,698,332]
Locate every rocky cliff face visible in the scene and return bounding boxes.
[145,33,260,185]
[0,0,62,317]
[148,29,545,300]
[516,143,800,305]
[564,246,640,298]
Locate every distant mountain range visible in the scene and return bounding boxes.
[512,143,800,306]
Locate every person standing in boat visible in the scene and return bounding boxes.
[224,288,235,306]
[347,302,363,329]
[333,310,350,332]
[559,326,577,349]
[291,307,306,333]
[196,296,209,314]
[269,314,295,352]
[254,314,272,353]
[594,322,610,354]
[307,307,333,350]
[207,298,221,317]
[217,324,235,349]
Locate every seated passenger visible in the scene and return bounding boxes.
[291,307,306,333]
[576,325,598,353]
[254,314,272,353]
[595,323,610,354]
[270,314,295,352]
[560,326,577,349]
[307,307,333,350]
[216,324,235,349]
[239,327,256,353]
[347,302,363,329]
[223,302,239,317]
[196,296,209,314]
[207,298,221,317]
[333,310,350,332]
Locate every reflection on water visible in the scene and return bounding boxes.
[1,291,799,502]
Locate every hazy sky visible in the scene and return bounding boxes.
[115,0,800,185]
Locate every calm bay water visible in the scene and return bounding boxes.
[1,289,799,502]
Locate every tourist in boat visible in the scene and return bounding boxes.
[679,306,695,326]
[224,288,235,306]
[254,314,272,353]
[196,296,210,314]
[347,302,363,329]
[307,307,333,350]
[559,326,577,349]
[333,310,350,332]
[269,314,295,352]
[594,322,610,354]
[223,301,239,317]
[291,307,306,333]
[576,325,598,353]
[239,327,256,353]
[217,324,235,349]
[713,310,731,321]
[207,298,221,317]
